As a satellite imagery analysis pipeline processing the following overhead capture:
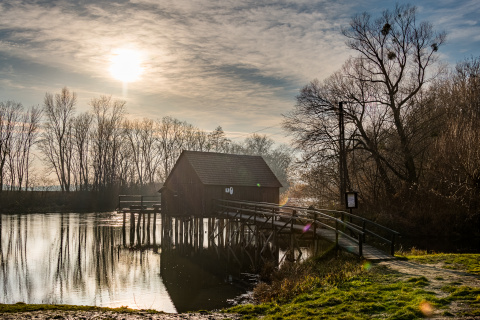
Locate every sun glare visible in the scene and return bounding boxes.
[109,48,143,83]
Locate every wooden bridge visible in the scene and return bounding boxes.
[213,199,399,262]
[116,194,400,265]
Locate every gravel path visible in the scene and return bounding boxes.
[379,259,480,293]
[379,259,480,319]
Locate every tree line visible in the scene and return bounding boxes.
[0,88,291,194]
[283,4,479,236]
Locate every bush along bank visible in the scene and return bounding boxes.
[0,190,125,213]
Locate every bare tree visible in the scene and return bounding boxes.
[123,118,160,186]
[190,128,210,152]
[284,4,446,199]
[90,96,126,191]
[342,4,445,187]
[10,106,42,191]
[116,140,135,188]
[0,101,22,191]
[155,117,188,181]
[38,87,77,192]
[72,112,93,191]
[243,134,274,156]
[207,126,231,152]
[430,57,480,214]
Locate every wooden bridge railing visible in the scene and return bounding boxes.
[214,199,399,257]
[215,199,366,256]
[315,207,401,256]
[117,195,161,211]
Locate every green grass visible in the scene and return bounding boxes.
[0,302,161,314]
[224,250,480,319]
[227,266,445,319]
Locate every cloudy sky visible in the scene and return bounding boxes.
[0,0,479,144]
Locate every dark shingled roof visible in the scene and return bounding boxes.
[175,150,282,187]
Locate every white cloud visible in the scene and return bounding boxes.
[0,0,478,139]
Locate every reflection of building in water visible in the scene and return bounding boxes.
[156,216,330,312]
[160,248,249,313]
[122,213,256,312]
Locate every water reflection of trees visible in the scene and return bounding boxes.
[0,215,31,302]
[0,213,164,307]
[0,213,256,312]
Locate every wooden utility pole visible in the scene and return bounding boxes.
[339,101,346,206]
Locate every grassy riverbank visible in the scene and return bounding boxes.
[2,250,479,319]
[225,250,480,319]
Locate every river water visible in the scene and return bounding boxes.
[0,213,247,313]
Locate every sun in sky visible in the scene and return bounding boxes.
[109,48,144,83]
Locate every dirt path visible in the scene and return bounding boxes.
[379,259,480,319]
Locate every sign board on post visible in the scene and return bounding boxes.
[345,191,358,209]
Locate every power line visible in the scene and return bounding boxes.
[229,124,279,140]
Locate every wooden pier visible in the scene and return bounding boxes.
[155,199,399,271]
[117,195,161,247]
[117,193,399,269]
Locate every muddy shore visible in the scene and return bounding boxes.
[0,310,241,320]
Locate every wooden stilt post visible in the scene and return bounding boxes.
[184,218,188,246]
[136,213,142,245]
[226,218,231,246]
[235,219,240,245]
[199,217,204,249]
[208,218,213,248]
[189,217,193,245]
[142,212,146,243]
[194,217,198,250]
[289,210,296,262]
[130,212,135,246]
[122,211,126,247]
[153,211,157,241]
[136,212,142,244]
[176,217,179,247]
[219,218,224,248]
[161,213,166,242]
[152,213,156,246]
[179,218,183,246]
[147,212,151,244]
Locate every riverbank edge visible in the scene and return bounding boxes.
[2,253,480,319]
[0,304,241,320]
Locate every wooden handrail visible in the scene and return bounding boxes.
[219,199,399,235]
[217,200,365,235]
[216,200,365,255]
[230,199,399,237]
[215,199,398,256]
[117,195,161,210]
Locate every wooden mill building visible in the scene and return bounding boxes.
[159,150,282,217]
